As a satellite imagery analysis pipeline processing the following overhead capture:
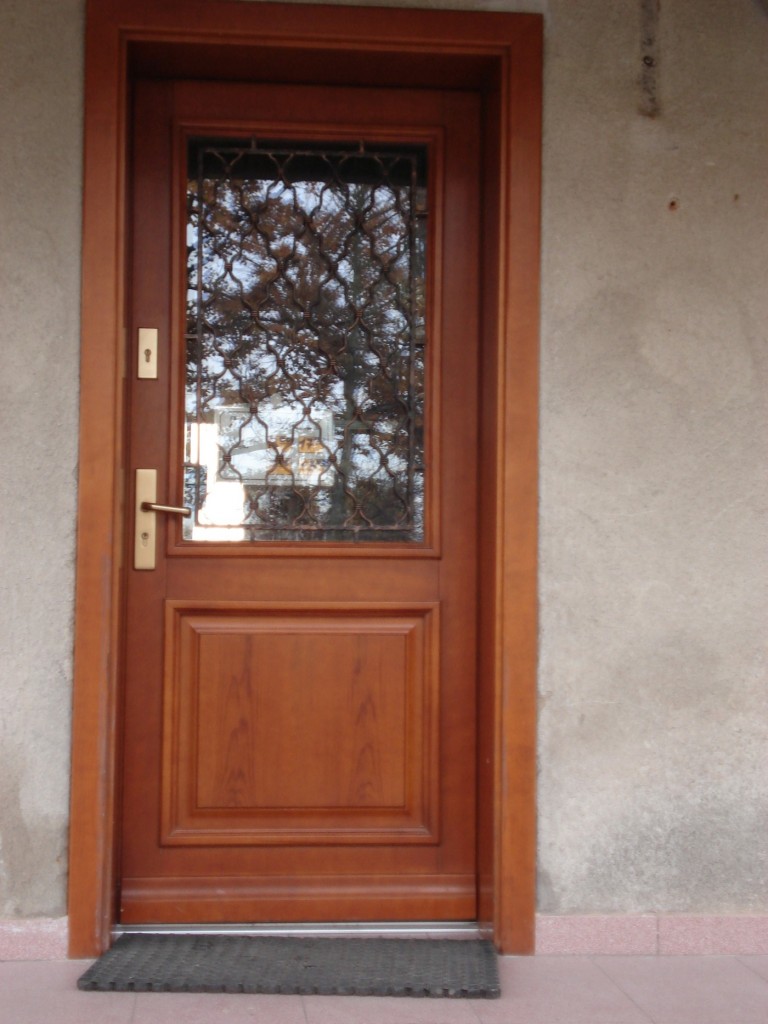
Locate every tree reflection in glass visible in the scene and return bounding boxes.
[184,139,427,543]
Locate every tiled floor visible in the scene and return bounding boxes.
[1,955,768,1023]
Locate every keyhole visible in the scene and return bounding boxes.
[140,531,150,545]
[144,348,152,363]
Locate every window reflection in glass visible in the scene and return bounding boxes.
[184,139,428,543]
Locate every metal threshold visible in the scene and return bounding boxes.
[115,921,483,940]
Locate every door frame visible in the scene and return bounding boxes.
[68,0,541,957]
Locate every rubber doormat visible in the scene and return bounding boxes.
[77,933,500,997]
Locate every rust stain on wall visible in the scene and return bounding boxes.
[640,0,661,117]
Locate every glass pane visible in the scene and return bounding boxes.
[183,138,428,543]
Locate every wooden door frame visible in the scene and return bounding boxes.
[68,0,541,957]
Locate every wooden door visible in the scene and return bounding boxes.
[119,79,480,924]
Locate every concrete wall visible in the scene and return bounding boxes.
[0,0,765,922]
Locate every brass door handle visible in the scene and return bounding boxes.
[135,469,191,570]
[141,502,191,517]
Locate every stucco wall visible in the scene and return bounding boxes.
[538,0,768,913]
[0,0,765,921]
[0,0,83,916]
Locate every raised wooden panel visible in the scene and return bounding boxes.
[162,602,439,845]
[195,632,407,809]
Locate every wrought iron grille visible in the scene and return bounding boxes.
[183,138,428,543]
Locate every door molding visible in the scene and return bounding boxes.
[69,0,541,957]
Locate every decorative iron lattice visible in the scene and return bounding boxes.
[183,138,428,543]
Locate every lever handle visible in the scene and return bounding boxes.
[141,502,191,517]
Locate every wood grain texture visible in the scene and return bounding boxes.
[66,2,126,958]
[120,874,476,924]
[117,79,478,926]
[69,0,541,957]
[161,603,439,844]
[491,18,543,954]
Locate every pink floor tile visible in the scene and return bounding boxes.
[0,960,135,1024]
[5,954,768,1024]
[741,957,768,983]
[595,955,768,1023]
[302,992,479,1024]
[468,956,652,1024]
[132,990,307,1023]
